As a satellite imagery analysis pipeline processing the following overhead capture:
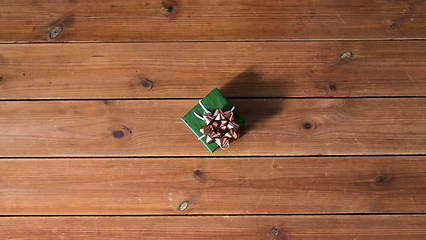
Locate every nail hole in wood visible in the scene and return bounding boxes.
[390,23,396,29]
[409,5,413,9]
[330,84,337,91]
[104,100,108,104]
[178,201,188,211]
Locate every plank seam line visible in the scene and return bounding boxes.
[1,38,426,44]
[1,96,426,102]
[1,213,425,218]
[1,154,426,160]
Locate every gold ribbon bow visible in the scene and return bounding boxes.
[199,109,239,149]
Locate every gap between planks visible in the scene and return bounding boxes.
[2,38,426,44]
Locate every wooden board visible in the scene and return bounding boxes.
[1,41,425,99]
[0,0,426,42]
[1,157,425,215]
[2,215,426,239]
[0,98,425,157]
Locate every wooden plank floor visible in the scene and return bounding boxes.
[1,0,425,239]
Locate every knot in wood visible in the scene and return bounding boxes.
[301,120,316,133]
[140,79,154,89]
[161,0,180,17]
[110,125,132,139]
[375,176,385,183]
[303,122,312,130]
[166,6,174,13]
[340,51,352,60]
[271,228,280,236]
[113,130,125,138]
[178,201,188,211]
[193,170,203,177]
[49,27,63,39]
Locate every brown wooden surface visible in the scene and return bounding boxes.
[1,0,425,238]
[0,98,425,157]
[1,157,425,215]
[0,41,425,99]
[1,0,426,42]
[2,215,426,239]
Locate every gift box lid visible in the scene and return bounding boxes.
[182,88,245,153]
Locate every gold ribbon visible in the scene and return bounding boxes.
[199,109,239,149]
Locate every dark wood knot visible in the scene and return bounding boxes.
[113,130,125,138]
[303,122,312,130]
[166,5,173,13]
[193,169,206,180]
[161,0,180,17]
[110,125,132,139]
[375,176,385,183]
[193,170,203,177]
[300,120,316,133]
[140,79,154,89]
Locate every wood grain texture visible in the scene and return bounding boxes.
[0,41,425,99]
[2,215,426,239]
[0,0,426,42]
[1,157,425,215]
[0,98,425,157]
[1,0,424,237]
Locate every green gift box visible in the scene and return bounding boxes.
[182,88,245,153]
